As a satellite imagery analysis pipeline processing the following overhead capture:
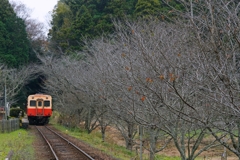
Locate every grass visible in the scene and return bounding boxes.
[49,112,209,160]
[52,123,182,160]
[154,156,181,160]
[53,124,136,159]
[0,129,34,160]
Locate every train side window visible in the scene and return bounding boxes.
[30,100,36,106]
[38,101,42,107]
[44,101,50,107]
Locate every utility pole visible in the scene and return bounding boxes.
[4,77,7,119]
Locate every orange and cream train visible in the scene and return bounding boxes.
[27,94,52,125]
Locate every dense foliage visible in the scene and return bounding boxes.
[10,108,24,117]
[134,0,161,17]
[49,0,180,52]
[0,0,30,68]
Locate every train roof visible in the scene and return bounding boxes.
[28,94,52,98]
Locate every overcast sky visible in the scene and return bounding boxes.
[11,0,59,25]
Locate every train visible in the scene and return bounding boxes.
[27,94,52,125]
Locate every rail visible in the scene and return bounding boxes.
[36,126,94,160]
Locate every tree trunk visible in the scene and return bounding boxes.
[149,127,157,160]
[126,122,134,151]
[101,127,106,142]
[84,107,96,134]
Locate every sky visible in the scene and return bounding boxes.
[11,0,59,26]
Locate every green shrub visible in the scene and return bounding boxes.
[10,108,24,117]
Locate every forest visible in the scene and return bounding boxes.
[1,0,240,159]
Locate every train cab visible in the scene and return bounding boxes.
[27,94,52,125]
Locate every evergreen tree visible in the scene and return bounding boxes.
[0,21,10,59]
[105,0,137,19]
[160,0,185,21]
[73,5,94,39]
[49,0,186,53]
[134,0,161,18]
[0,0,30,68]
[0,0,14,22]
[49,1,74,51]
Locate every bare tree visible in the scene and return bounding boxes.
[0,65,37,105]
[111,19,223,159]
[161,0,240,158]
[10,0,47,48]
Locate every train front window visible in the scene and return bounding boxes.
[38,101,42,107]
[44,101,50,107]
[30,100,36,106]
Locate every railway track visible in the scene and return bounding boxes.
[36,125,94,160]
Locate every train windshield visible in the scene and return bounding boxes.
[44,101,50,107]
[38,101,42,106]
[30,100,36,106]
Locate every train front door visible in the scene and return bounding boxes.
[36,99,44,116]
